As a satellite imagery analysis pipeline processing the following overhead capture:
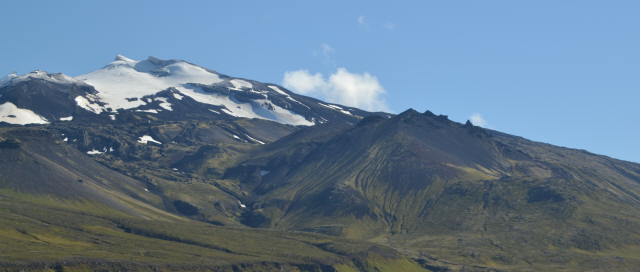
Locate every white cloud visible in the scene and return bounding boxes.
[282,70,325,94]
[357,15,366,25]
[283,68,388,112]
[469,113,488,127]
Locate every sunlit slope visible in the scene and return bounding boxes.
[0,127,426,271]
[225,109,640,271]
[0,128,183,220]
[0,189,427,272]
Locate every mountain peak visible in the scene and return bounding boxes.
[2,55,375,127]
[0,72,18,85]
[398,108,420,116]
[465,120,474,127]
[114,54,135,63]
[145,56,164,63]
[1,70,79,88]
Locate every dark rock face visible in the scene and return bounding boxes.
[0,138,20,149]
[0,79,100,121]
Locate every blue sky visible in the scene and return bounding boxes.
[1,1,638,162]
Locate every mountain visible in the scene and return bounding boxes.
[0,55,385,128]
[1,56,640,272]
[221,109,640,271]
[0,113,419,270]
[0,133,421,271]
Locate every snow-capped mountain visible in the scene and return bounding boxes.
[0,55,382,126]
[0,70,80,87]
[0,70,99,124]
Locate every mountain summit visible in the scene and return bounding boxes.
[0,55,383,127]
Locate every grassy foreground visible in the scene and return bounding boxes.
[0,189,426,272]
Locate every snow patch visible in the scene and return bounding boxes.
[172,92,184,100]
[75,55,223,110]
[229,79,252,90]
[75,95,105,114]
[176,86,314,126]
[0,73,16,86]
[114,54,135,63]
[248,89,268,95]
[268,85,310,109]
[318,102,353,116]
[136,109,159,114]
[0,102,49,125]
[59,116,73,121]
[268,85,289,96]
[87,149,104,155]
[245,134,265,145]
[155,97,173,111]
[1,70,82,87]
[260,170,270,176]
[137,135,162,145]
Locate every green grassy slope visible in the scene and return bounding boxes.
[4,108,640,271]
[222,110,640,271]
[0,125,427,271]
[0,189,426,272]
